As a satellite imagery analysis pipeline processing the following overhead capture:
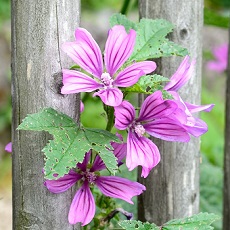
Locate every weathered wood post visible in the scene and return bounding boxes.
[223,27,230,230]
[11,0,81,229]
[138,0,203,225]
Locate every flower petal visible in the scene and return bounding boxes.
[62,28,103,78]
[61,69,102,94]
[126,132,160,177]
[77,151,91,171]
[96,176,146,204]
[68,182,96,226]
[111,141,127,164]
[114,61,157,87]
[90,155,106,172]
[144,118,190,142]
[164,56,195,91]
[184,117,208,137]
[138,91,177,122]
[93,88,123,106]
[44,170,81,194]
[114,100,135,130]
[185,102,215,113]
[104,25,136,76]
[5,142,12,153]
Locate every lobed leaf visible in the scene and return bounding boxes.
[84,128,120,174]
[18,108,120,179]
[119,220,159,230]
[130,18,188,61]
[163,212,220,230]
[124,74,173,99]
[110,13,137,32]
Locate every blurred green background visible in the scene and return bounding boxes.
[0,0,229,229]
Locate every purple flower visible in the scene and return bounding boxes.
[206,43,228,73]
[164,56,214,137]
[61,25,156,106]
[114,91,190,178]
[44,151,146,226]
[5,142,12,153]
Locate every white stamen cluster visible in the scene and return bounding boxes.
[101,72,113,88]
[134,124,146,137]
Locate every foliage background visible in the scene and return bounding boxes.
[0,0,229,229]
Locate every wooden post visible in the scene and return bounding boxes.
[11,0,81,229]
[223,27,230,230]
[138,0,203,225]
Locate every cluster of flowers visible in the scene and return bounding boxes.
[7,25,214,226]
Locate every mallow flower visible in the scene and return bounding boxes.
[206,43,228,73]
[114,91,190,178]
[164,56,214,137]
[61,25,156,106]
[44,150,145,226]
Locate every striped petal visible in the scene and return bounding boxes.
[93,88,123,106]
[61,69,102,94]
[164,56,195,91]
[114,61,157,87]
[114,100,135,130]
[62,28,103,78]
[44,170,82,194]
[96,176,146,204]
[126,132,160,177]
[68,182,95,226]
[104,25,136,76]
[138,91,177,122]
[144,118,190,142]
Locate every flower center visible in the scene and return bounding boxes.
[134,124,145,137]
[81,170,97,184]
[101,72,113,87]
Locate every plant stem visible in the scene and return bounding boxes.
[120,0,130,15]
[104,105,115,132]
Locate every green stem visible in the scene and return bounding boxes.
[120,0,130,15]
[104,105,115,132]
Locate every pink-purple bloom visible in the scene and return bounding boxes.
[5,142,12,152]
[44,151,145,226]
[206,43,228,73]
[61,25,156,106]
[114,91,190,178]
[164,56,214,137]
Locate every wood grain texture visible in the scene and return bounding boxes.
[223,27,230,230]
[138,0,203,225]
[11,0,81,229]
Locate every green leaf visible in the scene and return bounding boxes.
[119,220,159,230]
[18,108,120,179]
[163,212,220,230]
[110,13,137,32]
[124,74,173,99]
[204,8,229,28]
[130,19,188,61]
[138,74,169,91]
[84,128,119,174]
